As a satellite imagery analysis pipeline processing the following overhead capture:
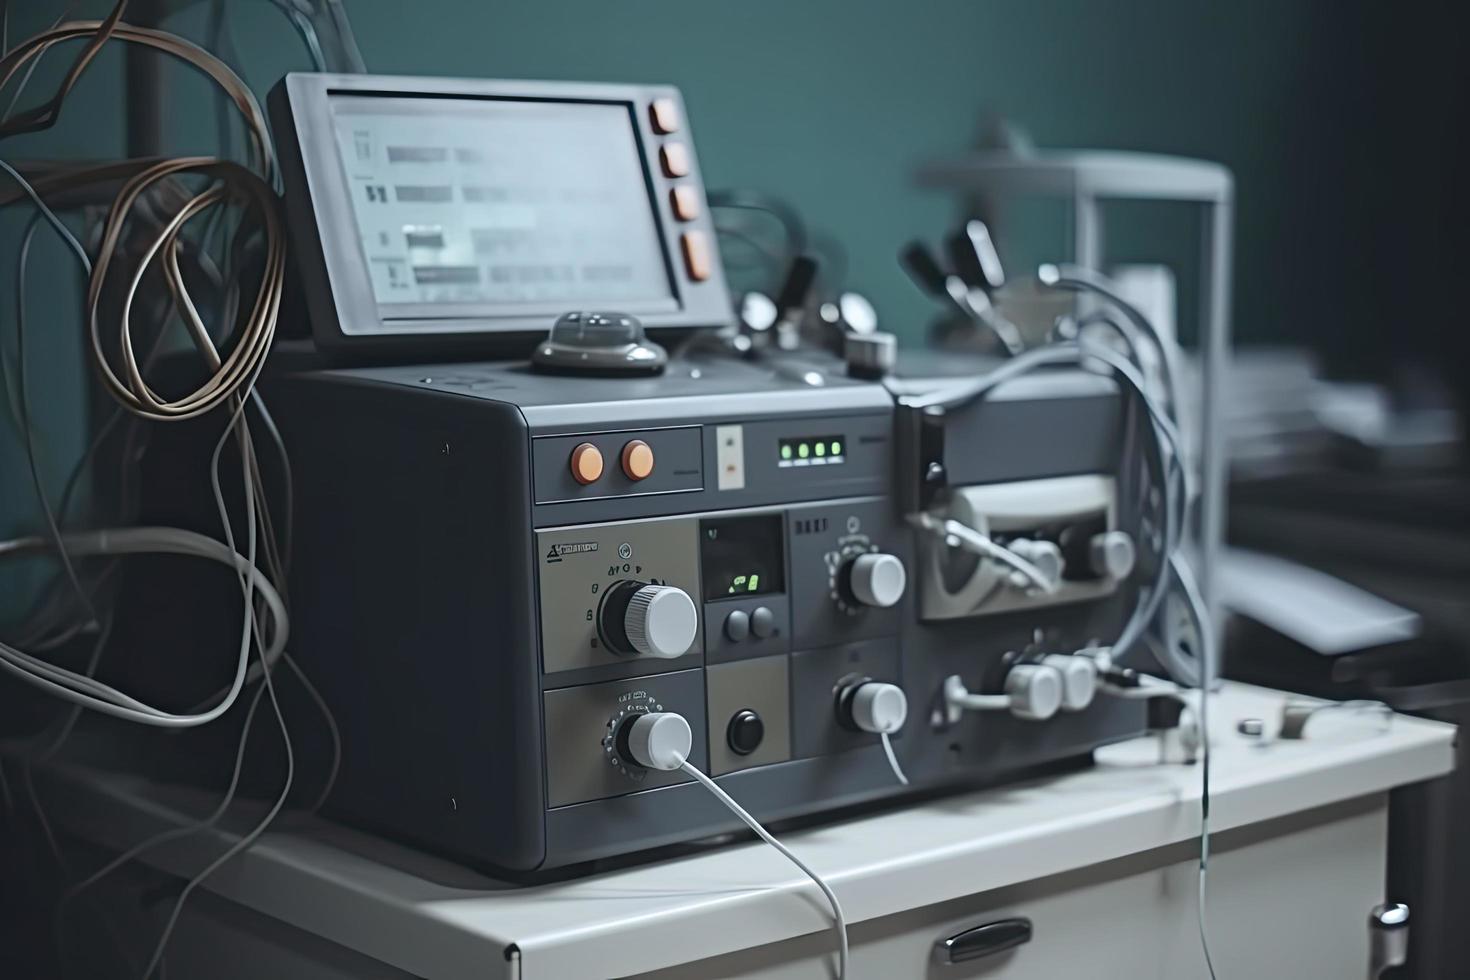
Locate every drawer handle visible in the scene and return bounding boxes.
[934,917,1033,965]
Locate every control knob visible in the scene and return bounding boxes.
[843,553,907,608]
[1090,530,1137,581]
[844,681,908,734]
[619,712,692,771]
[1006,538,1064,590]
[1040,654,1098,712]
[602,582,698,659]
[1004,664,1064,722]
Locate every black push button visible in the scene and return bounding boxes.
[727,709,765,755]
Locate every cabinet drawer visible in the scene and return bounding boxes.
[632,796,1385,979]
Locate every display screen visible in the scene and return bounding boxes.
[700,514,785,601]
[778,435,845,468]
[328,95,674,310]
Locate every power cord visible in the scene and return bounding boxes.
[677,759,849,979]
[1171,551,1218,980]
[620,714,848,978]
[879,731,908,786]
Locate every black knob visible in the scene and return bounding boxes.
[726,709,765,755]
[597,580,644,655]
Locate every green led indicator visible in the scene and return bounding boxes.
[831,440,842,456]
[814,442,826,457]
[781,444,792,460]
[798,443,810,458]
[748,574,760,592]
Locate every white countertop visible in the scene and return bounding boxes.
[37,682,1457,980]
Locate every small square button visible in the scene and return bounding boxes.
[660,143,691,178]
[649,97,681,134]
[669,185,701,221]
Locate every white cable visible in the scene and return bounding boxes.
[1038,263,1181,422]
[1169,550,1219,980]
[904,335,1195,681]
[942,674,1012,712]
[677,759,848,980]
[879,731,908,786]
[0,527,287,727]
[911,514,1057,594]
[1101,573,1218,979]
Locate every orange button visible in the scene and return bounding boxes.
[649,97,681,134]
[621,440,655,481]
[669,185,700,221]
[570,443,604,485]
[681,231,711,282]
[659,142,690,178]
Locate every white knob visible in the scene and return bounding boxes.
[1041,654,1098,712]
[623,712,692,771]
[1090,531,1137,580]
[1007,539,1063,590]
[625,585,698,658]
[849,682,908,734]
[848,553,907,608]
[1004,664,1063,721]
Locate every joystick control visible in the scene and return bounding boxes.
[532,312,668,375]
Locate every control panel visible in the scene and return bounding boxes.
[538,496,909,808]
[544,668,707,807]
[918,474,1133,621]
[533,426,704,504]
[537,517,704,674]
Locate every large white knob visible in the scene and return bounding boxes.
[848,553,907,608]
[1004,664,1063,722]
[1041,654,1098,712]
[623,712,692,771]
[625,585,698,658]
[849,681,908,734]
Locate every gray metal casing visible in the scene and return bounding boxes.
[268,354,1147,874]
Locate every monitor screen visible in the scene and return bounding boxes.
[328,95,675,314]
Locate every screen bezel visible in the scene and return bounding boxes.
[271,73,733,351]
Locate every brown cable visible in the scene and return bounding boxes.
[0,1,127,140]
[2,20,282,423]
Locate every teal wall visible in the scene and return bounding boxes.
[2,0,1463,618]
[166,0,1321,344]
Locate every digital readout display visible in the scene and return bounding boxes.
[699,514,785,601]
